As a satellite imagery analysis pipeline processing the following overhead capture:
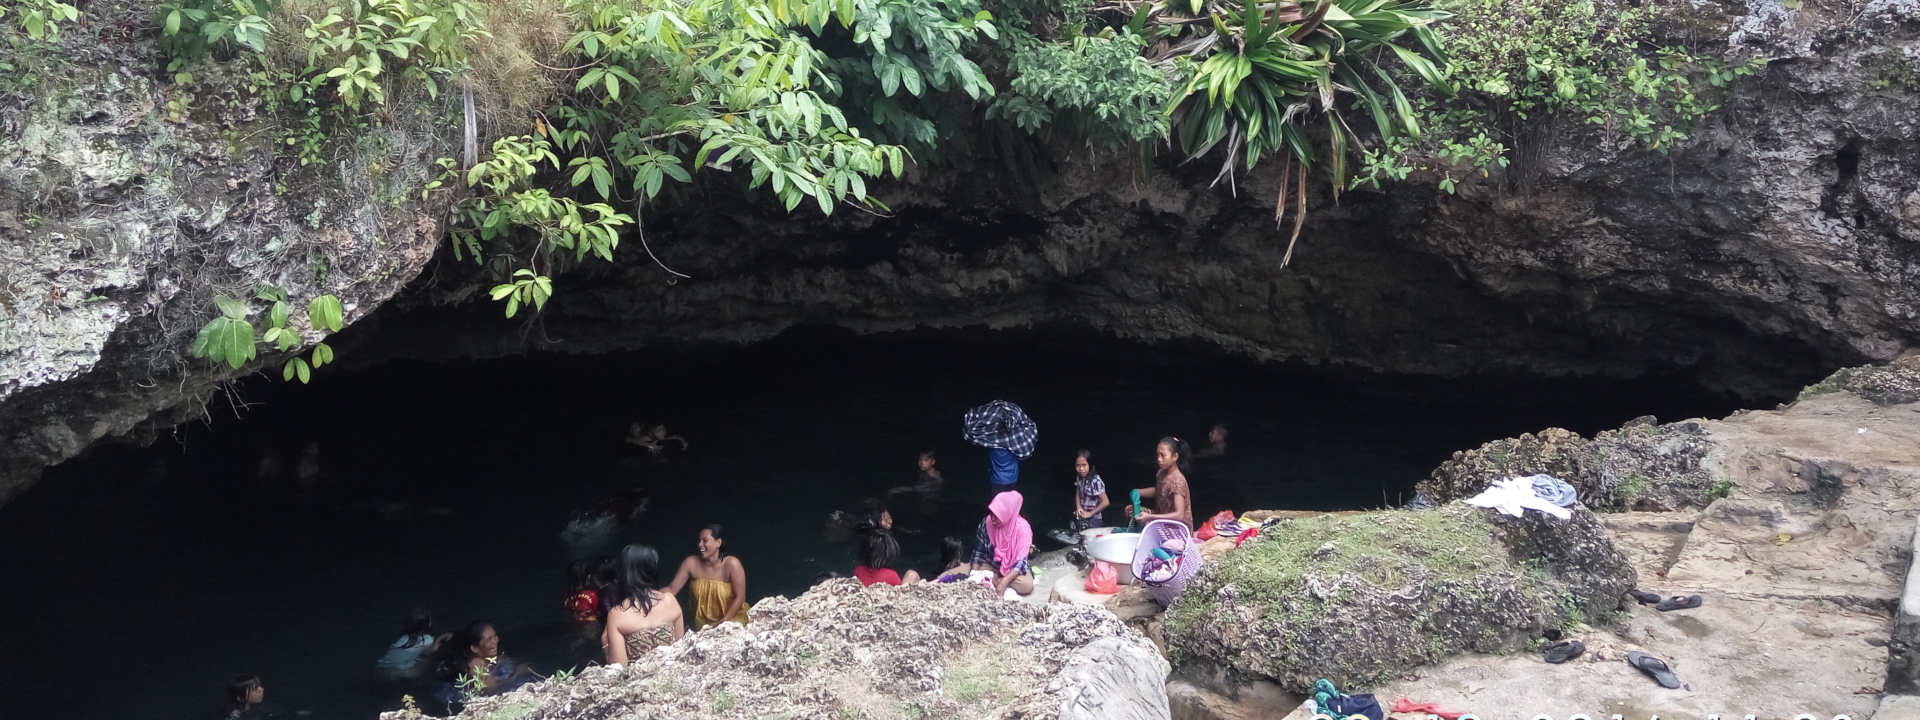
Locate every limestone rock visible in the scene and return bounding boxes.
[1418,422,1720,511]
[392,581,1168,720]
[1163,503,1633,692]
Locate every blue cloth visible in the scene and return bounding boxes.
[968,520,1031,575]
[989,447,1019,487]
[1325,693,1382,720]
[963,400,1038,458]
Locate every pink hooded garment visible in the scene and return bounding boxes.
[986,490,1033,576]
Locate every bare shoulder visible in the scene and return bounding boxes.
[725,555,746,573]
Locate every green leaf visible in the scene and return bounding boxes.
[284,357,311,384]
[213,295,248,320]
[312,342,334,367]
[269,300,291,328]
[165,9,181,35]
[307,295,345,333]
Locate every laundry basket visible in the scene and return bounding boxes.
[1131,519,1203,606]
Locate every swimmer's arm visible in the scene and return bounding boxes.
[724,557,747,620]
[663,557,693,596]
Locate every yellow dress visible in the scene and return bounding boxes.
[691,578,750,628]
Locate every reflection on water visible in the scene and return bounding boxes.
[0,327,1749,719]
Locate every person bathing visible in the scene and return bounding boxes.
[374,609,448,681]
[1132,436,1194,528]
[602,543,684,664]
[664,524,750,628]
[970,490,1036,596]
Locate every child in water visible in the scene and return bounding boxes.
[1069,450,1110,531]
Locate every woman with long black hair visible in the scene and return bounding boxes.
[1132,436,1194,529]
[602,543,684,664]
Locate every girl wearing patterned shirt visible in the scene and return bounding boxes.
[1070,450,1110,531]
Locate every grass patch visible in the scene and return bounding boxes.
[944,651,1011,704]
[1616,473,1649,507]
[1169,508,1517,639]
[1797,367,1858,401]
[1707,475,1734,500]
[712,689,738,712]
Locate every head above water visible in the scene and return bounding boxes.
[401,608,434,644]
[1156,437,1192,475]
[1074,449,1095,477]
[1209,424,1229,446]
[616,543,662,614]
[917,450,936,471]
[227,674,264,709]
[463,621,499,660]
[698,524,727,559]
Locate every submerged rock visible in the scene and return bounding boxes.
[394,581,1168,720]
[1164,503,1633,692]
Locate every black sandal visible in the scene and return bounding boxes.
[1654,594,1703,612]
[1626,651,1681,689]
[1628,589,1662,605]
[1543,640,1585,664]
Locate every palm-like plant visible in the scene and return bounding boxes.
[1119,0,1449,265]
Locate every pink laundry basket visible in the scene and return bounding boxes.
[1131,519,1203,606]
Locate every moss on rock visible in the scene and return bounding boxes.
[1165,504,1633,692]
[1417,419,1717,512]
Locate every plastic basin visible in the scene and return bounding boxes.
[1087,533,1141,585]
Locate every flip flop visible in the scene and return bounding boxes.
[1543,640,1585,664]
[1626,651,1681,689]
[1628,589,1663,605]
[1654,594,1703,612]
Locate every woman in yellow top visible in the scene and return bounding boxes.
[664,524,750,628]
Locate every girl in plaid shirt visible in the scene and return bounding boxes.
[1070,450,1110,531]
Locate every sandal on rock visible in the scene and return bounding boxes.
[1654,594,1702,612]
[1543,641,1585,664]
[1626,651,1681,689]
[1628,589,1663,605]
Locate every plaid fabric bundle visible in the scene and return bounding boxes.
[962,400,1038,458]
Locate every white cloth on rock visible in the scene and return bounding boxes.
[1464,477,1572,520]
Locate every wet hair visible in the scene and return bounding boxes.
[918,449,935,461]
[1211,423,1229,438]
[227,674,262,710]
[614,543,662,615]
[590,555,619,588]
[567,559,591,591]
[700,524,728,556]
[459,621,495,660]
[858,497,890,526]
[856,525,901,570]
[399,608,434,648]
[1074,449,1097,476]
[1157,436,1193,475]
[939,536,966,570]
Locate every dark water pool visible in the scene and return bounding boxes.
[0,327,1751,719]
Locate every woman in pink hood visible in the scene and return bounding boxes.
[968,490,1035,595]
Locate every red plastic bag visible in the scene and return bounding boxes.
[1085,561,1119,594]
[1196,523,1216,541]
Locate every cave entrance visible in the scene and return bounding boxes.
[0,326,1760,718]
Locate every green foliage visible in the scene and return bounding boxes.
[990,29,1176,150]
[298,0,488,108]
[190,296,260,369]
[158,0,271,76]
[488,269,553,318]
[1707,475,1734,500]
[187,290,346,382]
[2,0,81,41]
[1364,0,1756,191]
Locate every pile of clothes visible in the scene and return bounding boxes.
[1195,510,1245,541]
[1139,537,1187,583]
